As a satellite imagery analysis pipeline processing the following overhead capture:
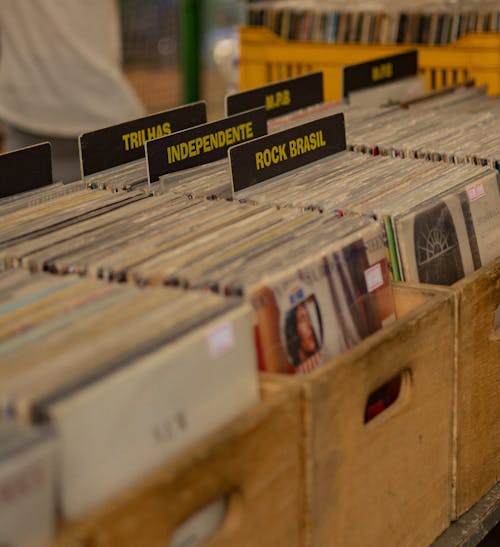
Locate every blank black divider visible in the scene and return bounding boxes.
[0,142,52,199]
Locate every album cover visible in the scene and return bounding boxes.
[393,172,500,284]
[251,222,394,374]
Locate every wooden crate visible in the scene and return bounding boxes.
[54,382,305,547]
[404,258,500,519]
[449,258,500,519]
[265,284,455,547]
[52,260,498,545]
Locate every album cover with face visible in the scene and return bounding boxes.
[251,253,342,374]
[250,223,394,374]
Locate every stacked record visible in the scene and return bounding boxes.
[0,180,90,214]
[84,159,151,193]
[0,182,395,375]
[0,269,249,420]
[0,421,57,546]
[0,187,151,271]
[0,267,258,524]
[152,109,500,287]
[234,115,500,286]
[245,0,500,44]
[347,87,500,169]
[267,79,500,169]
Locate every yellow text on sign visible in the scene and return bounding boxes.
[122,122,172,151]
[255,130,327,170]
[166,122,255,164]
[288,130,326,158]
[265,89,291,111]
[371,62,394,82]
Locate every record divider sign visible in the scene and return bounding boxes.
[225,72,324,119]
[342,51,419,100]
[229,113,347,197]
[78,101,207,179]
[0,143,53,198]
[146,107,268,184]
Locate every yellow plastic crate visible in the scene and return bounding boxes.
[239,26,500,101]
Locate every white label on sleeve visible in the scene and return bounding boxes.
[364,263,384,293]
[207,322,235,359]
[467,183,486,202]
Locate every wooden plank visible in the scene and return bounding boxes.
[432,482,500,547]
[392,281,446,317]
[308,288,454,546]
[264,285,455,546]
[453,259,500,518]
[54,383,305,547]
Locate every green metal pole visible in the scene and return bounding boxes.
[180,0,201,103]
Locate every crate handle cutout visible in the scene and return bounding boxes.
[364,369,412,424]
[490,304,500,342]
[169,491,241,547]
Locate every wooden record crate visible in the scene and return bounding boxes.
[239,26,500,100]
[51,262,498,546]
[400,258,500,521]
[264,284,456,547]
[53,382,305,547]
[442,257,499,520]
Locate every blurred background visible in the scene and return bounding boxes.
[120,0,243,119]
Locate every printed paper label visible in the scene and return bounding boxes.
[467,183,486,202]
[208,323,235,359]
[364,263,384,292]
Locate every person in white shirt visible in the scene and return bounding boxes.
[0,0,145,182]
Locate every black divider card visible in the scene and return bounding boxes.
[146,107,267,183]
[79,101,207,177]
[229,113,346,195]
[0,143,52,198]
[225,72,323,119]
[342,51,418,99]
